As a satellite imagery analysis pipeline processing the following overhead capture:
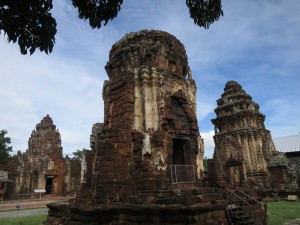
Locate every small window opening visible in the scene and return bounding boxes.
[168,60,177,72]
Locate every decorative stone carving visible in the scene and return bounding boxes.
[211,81,277,187]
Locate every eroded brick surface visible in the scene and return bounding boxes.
[85,30,205,205]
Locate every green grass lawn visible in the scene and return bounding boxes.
[267,200,300,225]
[0,214,47,225]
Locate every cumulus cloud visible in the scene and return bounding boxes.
[0,30,106,154]
[200,130,215,158]
[1,0,299,156]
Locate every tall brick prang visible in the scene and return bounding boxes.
[90,30,204,204]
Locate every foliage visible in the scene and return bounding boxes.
[71,0,123,29]
[186,0,223,29]
[0,0,223,55]
[0,0,57,55]
[0,214,47,225]
[203,157,209,171]
[0,130,13,165]
[72,149,85,160]
[267,200,300,225]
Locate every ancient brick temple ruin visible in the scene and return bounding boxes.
[210,81,299,190]
[45,31,268,225]
[0,115,80,198]
[210,81,276,187]
[91,29,205,204]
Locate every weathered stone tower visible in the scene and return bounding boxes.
[0,115,81,198]
[27,114,65,194]
[211,81,276,187]
[91,30,204,204]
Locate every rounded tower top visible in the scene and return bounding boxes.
[106,30,190,79]
[223,80,244,95]
[212,81,265,129]
[215,81,258,110]
[225,80,241,89]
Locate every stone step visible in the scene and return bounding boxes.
[237,218,255,225]
[228,209,244,216]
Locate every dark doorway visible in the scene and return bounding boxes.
[45,177,54,194]
[33,171,39,191]
[173,138,187,164]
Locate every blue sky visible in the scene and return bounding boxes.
[1,0,299,157]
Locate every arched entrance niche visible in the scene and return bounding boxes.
[223,136,245,186]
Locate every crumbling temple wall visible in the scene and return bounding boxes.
[0,150,39,198]
[45,199,228,225]
[63,156,81,194]
[80,149,93,192]
[88,123,103,191]
[0,153,24,197]
[268,153,299,190]
[211,81,277,188]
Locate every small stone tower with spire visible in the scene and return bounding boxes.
[211,81,276,187]
[27,115,64,194]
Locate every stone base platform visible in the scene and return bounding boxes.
[44,201,229,225]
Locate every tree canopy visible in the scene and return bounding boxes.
[0,130,13,165]
[0,0,223,55]
[72,149,82,160]
[72,148,88,160]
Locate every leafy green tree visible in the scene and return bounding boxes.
[186,0,223,29]
[0,0,57,55]
[0,0,223,55]
[0,130,13,165]
[203,157,209,171]
[73,149,82,160]
[72,148,88,160]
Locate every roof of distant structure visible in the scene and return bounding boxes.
[273,134,300,153]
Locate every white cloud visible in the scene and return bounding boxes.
[200,130,215,158]
[0,34,106,154]
[263,96,300,138]
[1,0,300,157]
[197,100,215,123]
